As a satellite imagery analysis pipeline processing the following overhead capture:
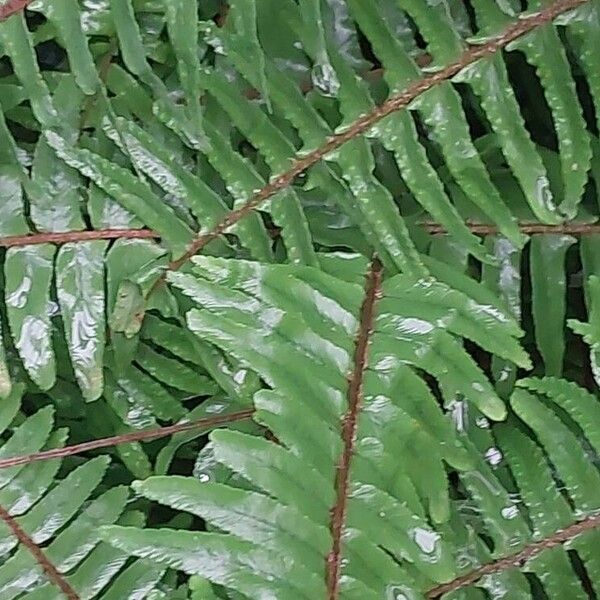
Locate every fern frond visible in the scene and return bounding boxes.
[1,1,600,597]
[0,0,593,400]
[103,256,534,597]
[0,386,162,599]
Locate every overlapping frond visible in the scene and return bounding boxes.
[0,0,599,598]
[102,256,600,599]
[0,0,598,403]
[0,385,169,599]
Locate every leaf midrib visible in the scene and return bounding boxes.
[326,258,383,600]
